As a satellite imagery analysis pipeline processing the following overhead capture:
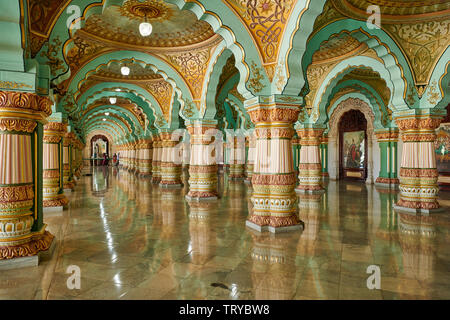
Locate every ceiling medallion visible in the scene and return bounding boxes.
[120,0,173,22]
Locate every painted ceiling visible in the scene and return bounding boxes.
[17,0,450,143]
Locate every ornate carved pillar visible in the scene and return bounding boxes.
[245,131,256,184]
[0,91,54,261]
[375,129,400,188]
[296,127,325,193]
[151,136,161,184]
[182,132,190,170]
[186,120,218,201]
[228,135,246,179]
[43,121,69,211]
[63,132,75,192]
[160,131,182,188]
[394,115,442,214]
[245,103,301,232]
[129,141,137,172]
[139,138,152,177]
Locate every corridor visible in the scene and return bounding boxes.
[1,168,449,300]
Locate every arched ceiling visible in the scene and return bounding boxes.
[19,0,450,142]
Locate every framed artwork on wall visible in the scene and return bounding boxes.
[343,130,366,170]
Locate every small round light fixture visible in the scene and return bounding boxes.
[105,112,110,116]
[102,118,107,121]
[139,22,152,37]
[109,97,117,104]
[121,66,130,76]
[115,88,121,92]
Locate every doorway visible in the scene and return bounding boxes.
[338,110,367,181]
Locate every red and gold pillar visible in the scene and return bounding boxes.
[160,131,182,188]
[63,132,75,192]
[43,121,69,211]
[229,135,246,179]
[138,138,152,177]
[186,120,218,201]
[394,115,442,214]
[245,131,256,184]
[0,90,54,261]
[296,127,325,193]
[151,135,162,184]
[246,104,301,232]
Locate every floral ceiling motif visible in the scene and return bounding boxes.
[145,80,173,121]
[82,1,215,48]
[225,0,296,81]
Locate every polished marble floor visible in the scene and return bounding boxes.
[1,166,450,300]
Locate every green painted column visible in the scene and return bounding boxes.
[375,130,399,187]
[320,135,329,178]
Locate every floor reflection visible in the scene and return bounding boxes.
[1,167,450,300]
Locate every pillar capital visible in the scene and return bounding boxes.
[0,90,52,122]
[296,127,325,146]
[375,129,400,142]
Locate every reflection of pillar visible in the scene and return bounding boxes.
[246,104,301,232]
[188,200,216,265]
[186,120,218,200]
[394,115,442,214]
[245,132,255,184]
[151,137,161,184]
[0,91,54,261]
[43,121,69,210]
[250,230,300,299]
[398,213,436,298]
[375,129,400,188]
[296,127,325,193]
[160,132,182,188]
[139,138,152,177]
[229,135,245,179]
[63,132,75,191]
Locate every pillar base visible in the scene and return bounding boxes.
[245,220,303,234]
[0,230,54,264]
[393,204,444,216]
[43,206,64,213]
[295,187,325,194]
[185,195,218,201]
[159,183,183,189]
[151,177,161,184]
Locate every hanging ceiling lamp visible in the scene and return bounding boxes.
[139,8,153,37]
[121,66,130,76]
[109,97,117,104]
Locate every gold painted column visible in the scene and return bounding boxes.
[63,132,75,192]
[246,104,301,233]
[394,115,442,214]
[138,138,152,177]
[186,120,218,201]
[245,131,256,184]
[129,141,137,172]
[296,127,325,194]
[0,91,54,260]
[160,131,182,188]
[43,122,69,210]
[151,136,162,184]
